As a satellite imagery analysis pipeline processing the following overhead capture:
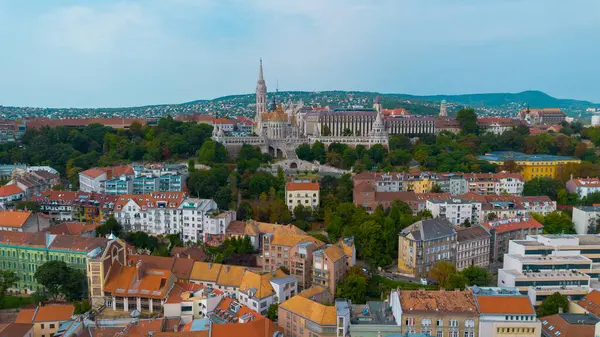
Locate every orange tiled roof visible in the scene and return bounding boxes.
[476,295,535,315]
[164,282,205,304]
[190,262,222,282]
[570,178,600,187]
[122,318,164,337]
[15,309,36,324]
[211,316,282,337]
[286,181,319,191]
[80,168,107,179]
[103,263,173,299]
[216,265,247,288]
[45,222,100,236]
[33,304,74,322]
[0,323,33,337]
[213,297,263,321]
[578,290,600,317]
[0,184,24,197]
[270,233,324,248]
[239,269,286,299]
[0,210,32,228]
[481,217,543,234]
[0,231,46,247]
[279,295,337,325]
[115,192,186,210]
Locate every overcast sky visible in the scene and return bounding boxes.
[0,0,599,108]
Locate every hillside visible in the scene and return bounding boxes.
[0,90,597,120]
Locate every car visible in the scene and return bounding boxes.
[420,278,428,285]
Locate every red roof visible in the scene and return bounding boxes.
[26,118,146,130]
[80,168,106,179]
[578,290,600,317]
[286,181,319,191]
[476,295,535,315]
[481,217,543,233]
[569,178,600,187]
[213,118,234,124]
[0,184,24,197]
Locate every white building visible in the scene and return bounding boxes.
[237,269,297,315]
[566,178,600,199]
[204,210,237,242]
[572,206,600,234]
[497,235,598,305]
[495,173,525,195]
[426,198,482,226]
[179,199,219,243]
[285,180,320,212]
[163,283,225,323]
[472,287,541,337]
[78,168,108,193]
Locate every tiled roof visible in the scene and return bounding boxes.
[213,297,262,321]
[397,289,478,314]
[80,168,106,179]
[569,178,600,187]
[45,222,100,236]
[0,323,33,337]
[476,295,535,315]
[270,233,324,247]
[256,222,305,236]
[49,235,108,253]
[0,184,24,197]
[216,265,247,288]
[0,231,46,247]
[279,295,337,325]
[26,117,147,130]
[481,217,543,234]
[578,290,600,317]
[127,255,175,271]
[164,282,206,304]
[299,285,330,299]
[211,317,282,337]
[286,181,319,191]
[190,262,223,282]
[33,304,74,322]
[115,192,186,210]
[321,244,346,262]
[103,263,173,299]
[0,210,31,228]
[239,269,286,299]
[540,313,598,337]
[171,258,196,280]
[15,309,36,324]
[456,226,490,242]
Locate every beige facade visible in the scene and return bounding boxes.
[312,240,355,296]
[286,181,320,212]
[456,226,490,271]
[278,296,349,337]
[398,219,456,277]
[87,239,128,307]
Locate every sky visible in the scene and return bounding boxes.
[0,0,599,108]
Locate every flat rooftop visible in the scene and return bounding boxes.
[507,254,591,263]
[350,301,396,326]
[502,269,590,279]
[478,151,579,162]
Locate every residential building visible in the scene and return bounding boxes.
[163,282,224,321]
[278,296,350,337]
[426,198,482,226]
[390,289,479,337]
[262,231,325,289]
[575,290,600,318]
[203,210,237,245]
[237,269,298,315]
[311,238,356,296]
[298,286,332,305]
[0,184,24,203]
[44,222,100,237]
[539,313,599,337]
[0,210,50,232]
[518,108,566,125]
[285,180,320,212]
[15,304,74,337]
[572,205,600,234]
[0,231,109,293]
[472,287,541,337]
[397,219,456,277]
[0,323,33,337]
[477,117,522,135]
[81,164,186,195]
[79,165,134,193]
[31,190,118,222]
[477,152,580,181]
[9,171,60,199]
[566,177,600,198]
[86,238,131,307]
[114,192,186,235]
[456,226,490,271]
[482,217,544,262]
[461,193,556,220]
[227,221,308,251]
[213,118,235,132]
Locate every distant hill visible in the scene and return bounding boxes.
[1,90,597,119]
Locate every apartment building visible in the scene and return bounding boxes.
[262,231,325,289]
[0,210,49,232]
[566,177,600,198]
[81,164,187,195]
[9,170,60,200]
[79,165,134,193]
[539,313,599,337]
[477,117,522,135]
[472,287,541,337]
[482,217,544,262]
[31,190,119,222]
[390,289,479,337]
[285,180,320,212]
[397,218,456,277]
[456,226,491,271]
[163,282,224,320]
[426,198,482,226]
[237,269,297,315]
[518,108,566,125]
[498,235,597,305]
[572,205,600,234]
[278,296,350,337]
[0,231,109,293]
[477,151,580,181]
[461,194,556,220]
[0,184,24,203]
[311,238,356,296]
[15,304,74,337]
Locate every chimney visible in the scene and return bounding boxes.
[558,307,564,314]
[136,260,144,281]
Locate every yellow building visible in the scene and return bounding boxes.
[285,180,320,212]
[406,178,434,193]
[16,304,74,337]
[478,151,580,181]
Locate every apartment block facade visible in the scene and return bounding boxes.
[456,226,491,271]
[481,217,544,262]
[311,238,356,296]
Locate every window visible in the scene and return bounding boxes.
[41,324,45,329]
[449,320,458,327]
[437,330,443,337]
[437,319,443,326]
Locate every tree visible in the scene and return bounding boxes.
[267,304,278,321]
[461,266,492,286]
[428,261,456,288]
[446,273,468,290]
[523,178,564,201]
[536,292,569,317]
[535,211,576,234]
[196,139,228,164]
[15,201,40,212]
[0,270,18,307]
[293,204,312,222]
[295,144,313,162]
[430,183,443,193]
[187,170,218,198]
[215,186,233,210]
[342,128,353,136]
[96,216,123,237]
[336,274,367,304]
[34,261,86,301]
[457,108,479,135]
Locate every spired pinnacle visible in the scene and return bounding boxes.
[259,58,264,81]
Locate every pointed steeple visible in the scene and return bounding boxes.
[259,58,264,81]
[255,58,268,127]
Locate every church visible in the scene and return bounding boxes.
[213,60,452,158]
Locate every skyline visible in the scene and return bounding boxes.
[0,0,599,108]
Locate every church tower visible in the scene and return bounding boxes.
[255,59,268,122]
[439,99,447,117]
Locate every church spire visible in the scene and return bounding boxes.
[255,58,268,125]
[259,58,264,81]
